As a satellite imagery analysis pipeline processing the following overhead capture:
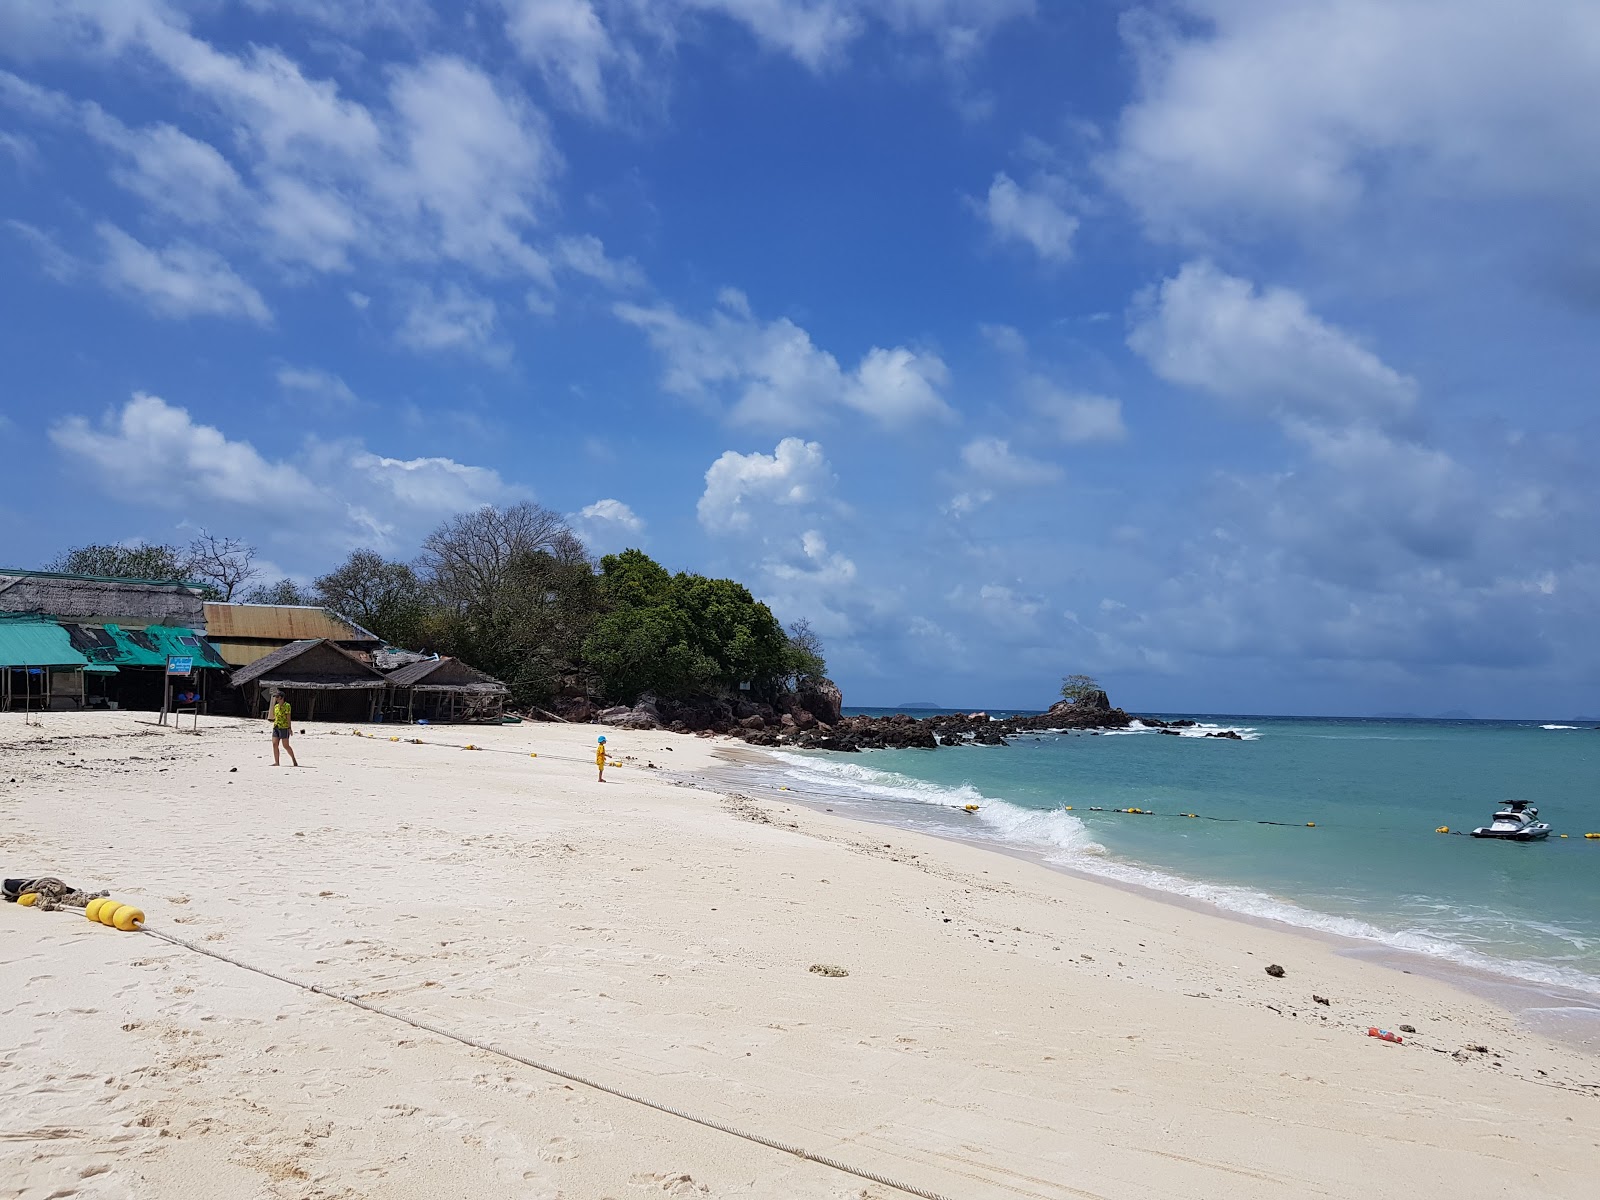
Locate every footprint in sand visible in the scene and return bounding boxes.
[628,1173,711,1196]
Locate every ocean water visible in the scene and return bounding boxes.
[749,715,1600,998]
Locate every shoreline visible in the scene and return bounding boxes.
[4,713,1598,1199]
[709,745,1600,1056]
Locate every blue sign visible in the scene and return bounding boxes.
[166,656,194,676]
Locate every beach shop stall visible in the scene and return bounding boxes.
[229,638,387,723]
[385,656,510,723]
[61,623,228,711]
[0,614,89,711]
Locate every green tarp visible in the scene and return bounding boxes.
[0,616,89,668]
[76,624,227,670]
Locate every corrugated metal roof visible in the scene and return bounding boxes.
[0,617,90,668]
[204,603,381,644]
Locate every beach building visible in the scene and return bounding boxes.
[0,613,90,710]
[0,568,207,628]
[385,656,510,723]
[229,638,388,722]
[203,602,383,669]
[61,622,228,711]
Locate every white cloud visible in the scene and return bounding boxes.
[240,0,433,36]
[351,452,524,511]
[50,392,314,505]
[554,233,645,290]
[684,0,861,70]
[276,365,358,407]
[979,322,1026,355]
[579,497,644,532]
[618,290,952,428]
[6,219,79,280]
[49,391,531,553]
[1104,0,1600,239]
[81,107,246,226]
[258,174,360,272]
[698,437,833,532]
[381,56,556,280]
[1025,377,1126,443]
[97,223,271,323]
[397,284,505,361]
[502,0,618,118]
[959,436,1062,485]
[1127,260,1416,427]
[975,171,1078,263]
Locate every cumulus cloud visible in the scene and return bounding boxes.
[618,290,953,429]
[351,452,524,512]
[50,392,314,505]
[1127,260,1417,428]
[580,497,644,532]
[974,171,1078,263]
[97,223,271,323]
[1104,0,1600,239]
[48,392,530,552]
[698,437,833,532]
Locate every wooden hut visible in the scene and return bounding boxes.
[385,657,509,723]
[0,569,206,628]
[204,602,382,669]
[229,639,387,723]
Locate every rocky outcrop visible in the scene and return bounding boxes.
[547,677,1141,753]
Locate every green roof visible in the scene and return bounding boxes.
[0,616,89,668]
[78,624,227,670]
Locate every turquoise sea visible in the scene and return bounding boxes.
[747,714,1600,999]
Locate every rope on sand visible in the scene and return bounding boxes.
[138,925,955,1200]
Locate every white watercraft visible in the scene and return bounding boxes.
[1470,800,1551,841]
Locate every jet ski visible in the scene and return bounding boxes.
[1470,800,1551,841]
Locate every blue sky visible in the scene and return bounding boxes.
[2,0,1597,716]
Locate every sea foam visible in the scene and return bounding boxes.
[764,750,1600,999]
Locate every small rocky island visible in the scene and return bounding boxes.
[556,682,1230,752]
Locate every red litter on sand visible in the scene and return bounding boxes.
[1367,1027,1403,1044]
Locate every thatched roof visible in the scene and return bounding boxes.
[0,569,206,628]
[385,656,508,694]
[230,639,387,690]
[204,602,381,645]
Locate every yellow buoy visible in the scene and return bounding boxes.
[99,901,122,926]
[1064,805,1073,811]
[1586,833,1600,840]
[963,803,980,813]
[390,736,399,742]
[18,893,38,907]
[85,898,108,922]
[111,905,145,931]
[1435,826,1450,834]
[1306,822,1316,828]
[1560,834,1568,838]
[464,744,476,750]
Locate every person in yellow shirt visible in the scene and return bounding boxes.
[596,734,608,783]
[269,690,299,767]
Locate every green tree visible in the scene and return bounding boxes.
[314,550,429,647]
[1059,673,1103,704]
[243,578,317,605]
[48,542,190,580]
[583,551,791,703]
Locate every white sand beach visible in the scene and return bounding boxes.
[2,713,1596,1199]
